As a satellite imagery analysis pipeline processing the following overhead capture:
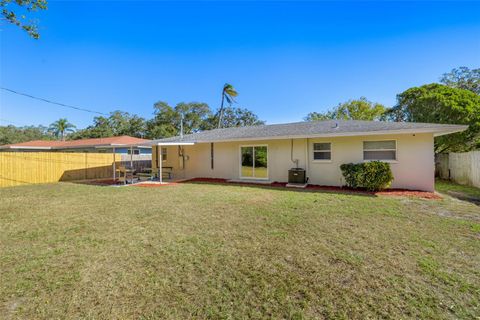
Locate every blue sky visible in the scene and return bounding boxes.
[1,1,479,129]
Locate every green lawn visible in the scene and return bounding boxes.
[1,181,479,319]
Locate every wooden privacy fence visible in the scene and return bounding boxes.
[436,151,480,188]
[0,152,120,188]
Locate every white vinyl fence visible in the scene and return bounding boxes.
[436,151,480,188]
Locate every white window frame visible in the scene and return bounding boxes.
[312,142,332,163]
[239,144,269,180]
[363,139,398,162]
[161,147,168,162]
[127,148,140,155]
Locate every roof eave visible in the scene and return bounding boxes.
[149,126,469,144]
[432,125,469,137]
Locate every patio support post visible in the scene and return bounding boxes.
[130,146,133,169]
[112,147,116,181]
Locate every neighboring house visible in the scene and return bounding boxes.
[147,120,467,191]
[0,136,152,154]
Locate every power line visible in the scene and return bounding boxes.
[1,87,109,116]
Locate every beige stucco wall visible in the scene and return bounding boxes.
[153,133,435,191]
[152,145,186,179]
[182,139,308,183]
[307,133,435,191]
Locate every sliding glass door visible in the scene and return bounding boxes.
[240,145,268,179]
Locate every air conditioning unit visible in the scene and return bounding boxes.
[288,168,306,184]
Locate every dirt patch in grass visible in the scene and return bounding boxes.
[375,190,441,199]
[443,191,480,205]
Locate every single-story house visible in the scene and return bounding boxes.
[0,135,152,154]
[147,120,467,191]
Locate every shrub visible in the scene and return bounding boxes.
[340,161,394,191]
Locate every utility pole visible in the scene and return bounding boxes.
[180,113,184,139]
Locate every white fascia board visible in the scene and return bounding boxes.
[155,142,196,146]
[51,145,100,150]
[432,126,469,136]
[2,146,53,150]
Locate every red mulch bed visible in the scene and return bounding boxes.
[182,178,441,199]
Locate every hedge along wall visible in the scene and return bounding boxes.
[0,152,120,188]
[436,151,480,188]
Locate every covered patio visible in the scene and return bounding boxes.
[109,141,195,185]
[148,141,195,184]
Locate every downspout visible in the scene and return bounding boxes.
[178,145,186,179]
[182,146,186,179]
[112,146,116,181]
[305,138,309,182]
[290,139,299,168]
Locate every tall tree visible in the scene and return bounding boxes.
[203,106,265,130]
[79,116,114,138]
[305,97,387,121]
[217,83,238,128]
[304,111,335,121]
[0,125,51,145]
[107,111,146,137]
[146,102,264,139]
[386,83,480,152]
[71,111,146,139]
[176,102,212,134]
[146,102,212,139]
[48,118,76,141]
[440,67,480,95]
[146,102,179,139]
[1,0,47,39]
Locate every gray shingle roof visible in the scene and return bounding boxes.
[148,120,468,145]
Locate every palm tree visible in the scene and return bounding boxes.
[217,83,238,128]
[49,118,76,141]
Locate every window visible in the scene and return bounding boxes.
[313,143,331,161]
[363,140,396,161]
[127,149,140,155]
[240,145,268,179]
[161,147,167,161]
